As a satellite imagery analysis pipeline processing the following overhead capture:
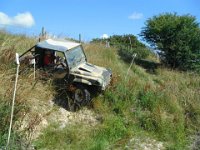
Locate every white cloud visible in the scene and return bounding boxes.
[0,12,35,28]
[101,34,109,39]
[0,12,11,25]
[128,12,143,20]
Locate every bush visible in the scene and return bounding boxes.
[118,46,151,62]
[91,34,152,61]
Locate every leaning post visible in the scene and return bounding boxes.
[6,53,20,149]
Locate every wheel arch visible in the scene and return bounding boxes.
[73,78,92,86]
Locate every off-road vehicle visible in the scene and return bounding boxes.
[20,39,112,107]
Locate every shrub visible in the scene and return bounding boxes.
[91,34,152,62]
[118,46,151,62]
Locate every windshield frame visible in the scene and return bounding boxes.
[65,45,87,69]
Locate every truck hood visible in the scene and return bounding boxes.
[71,63,107,77]
[71,63,112,90]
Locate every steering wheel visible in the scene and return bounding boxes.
[54,57,66,69]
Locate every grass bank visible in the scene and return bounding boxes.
[0,32,200,149]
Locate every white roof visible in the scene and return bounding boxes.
[36,39,81,52]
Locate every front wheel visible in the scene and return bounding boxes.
[73,85,91,106]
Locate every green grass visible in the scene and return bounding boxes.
[83,44,200,149]
[0,31,200,149]
[34,115,130,150]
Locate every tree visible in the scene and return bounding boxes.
[140,13,200,71]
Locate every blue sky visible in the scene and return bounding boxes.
[0,0,200,41]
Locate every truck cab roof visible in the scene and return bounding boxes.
[36,39,81,52]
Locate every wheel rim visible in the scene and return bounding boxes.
[74,89,84,103]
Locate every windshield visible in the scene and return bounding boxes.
[66,46,86,69]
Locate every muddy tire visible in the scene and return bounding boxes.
[73,85,91,106]
[67,97,79,112]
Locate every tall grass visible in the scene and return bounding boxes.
[1,32,200,149]
[0,32,53,149]
[84,44,200,149]
[34,43,200,149]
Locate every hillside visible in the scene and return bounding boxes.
[0,32,200,149]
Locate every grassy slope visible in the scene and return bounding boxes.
[0,32,200,149]
[0,32,54,148]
